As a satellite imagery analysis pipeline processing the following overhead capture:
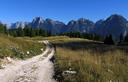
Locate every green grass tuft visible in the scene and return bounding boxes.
[0,35,44,59]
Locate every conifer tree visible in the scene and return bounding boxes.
[104,34,114,45]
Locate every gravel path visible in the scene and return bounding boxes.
[0,41,56,82]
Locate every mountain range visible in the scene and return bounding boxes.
[7,14,128,40]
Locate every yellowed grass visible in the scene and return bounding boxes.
[54,37,128,82]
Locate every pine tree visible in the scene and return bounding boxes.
[39,28,45,36]
[124,34,128,42]
[119,33,123,44]
[17,27,24,37]
[0,24,7,34]
[30,28,35,37]
[23,26,31,36]
[35,28,39,36]
[104,35,115,45]
[47,30,52,36]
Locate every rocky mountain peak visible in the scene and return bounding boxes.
[106,14,127,24]
[11,21,28,29]
[32,17,44,24]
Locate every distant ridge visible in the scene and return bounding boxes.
[3,14,128,40]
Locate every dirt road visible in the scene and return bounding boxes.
[0,41,56,82]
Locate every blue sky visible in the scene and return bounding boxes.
[0,0,128,24]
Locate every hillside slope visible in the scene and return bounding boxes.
[0,35,44,68]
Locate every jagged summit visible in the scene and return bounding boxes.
[93,14,128,42]
[105,14,128,25]
[11,22,28,29]
[32,17,44,23]
[7,14,128,39]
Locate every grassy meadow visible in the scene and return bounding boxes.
[0,35,127,82]
[0,35,44,60]
[49,36,128,82]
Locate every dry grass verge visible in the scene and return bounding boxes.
[53,37,128,82]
